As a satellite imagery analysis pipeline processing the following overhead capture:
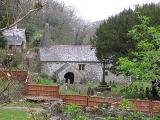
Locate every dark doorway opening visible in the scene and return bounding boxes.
[64,72,74,84]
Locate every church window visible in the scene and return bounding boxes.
[79,64,85,70]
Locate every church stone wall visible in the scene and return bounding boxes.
[41,62,103,83]
[41,62,64,76]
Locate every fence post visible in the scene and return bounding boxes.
[24,73,29,95]
[87,95,89,107]
[24,82,28,95]
[57,85,60,98]
[150,100,153,115]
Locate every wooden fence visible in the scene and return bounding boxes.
[25,84,60,98]
[24,83,160,115]
[24,75,60,98]
[88,96,117,107]
[60,95,88,106]
[1,71,159,115]
[59,94,160,115]
[59,95,118,107]
[0,70,28,81]
[24,76,160,115]
[112,99,160,115]
[130,99,160,115]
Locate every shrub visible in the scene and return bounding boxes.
[119,99,135,111]
[63,104,90,120]
[98,103,111,117]
[39,73,48,79]
[36,77,55,85]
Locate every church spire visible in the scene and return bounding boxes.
[41,23,51,47]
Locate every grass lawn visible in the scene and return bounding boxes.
[60,85,80,95]
[36,77,57,85]
[60,89,80,95]
[0,110,32,120]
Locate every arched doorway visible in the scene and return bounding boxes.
[64,72,74,84]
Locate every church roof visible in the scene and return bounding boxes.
[40,45,98,62]
[2,28,26,46]
[55,63,70,74]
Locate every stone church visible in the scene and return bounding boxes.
[40,45,103,83]
[39,23,126,84]
[39,23,102,83]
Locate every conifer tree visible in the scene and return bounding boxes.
[93,3,160,60]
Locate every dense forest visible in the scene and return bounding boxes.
[0,0,98,49]
[1,1,160,59]
[92,3,160,59]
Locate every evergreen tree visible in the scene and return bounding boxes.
[92,3,160,60]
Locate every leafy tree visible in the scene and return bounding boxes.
[92,3,160,59]
[117,16,160,81]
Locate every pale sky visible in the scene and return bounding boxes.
[59,0,159,22]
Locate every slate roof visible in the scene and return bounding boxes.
[55,63,70,74]
[40,45,98,62]
[2,28,26,46]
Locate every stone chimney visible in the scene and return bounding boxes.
[41,23,51,47]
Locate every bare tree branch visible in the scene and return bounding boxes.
[0,3,46,31]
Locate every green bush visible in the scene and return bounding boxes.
[63,104,90,120]
[39,73,48,79]
[112,82,151,99]
[36,77,56,85]
[119,99,135,111]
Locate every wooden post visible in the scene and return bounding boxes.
[102,59,106,84]
[24,73,29,95]
[87,95,89,107]
[24,82,28,95]
[150,100,153,115]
